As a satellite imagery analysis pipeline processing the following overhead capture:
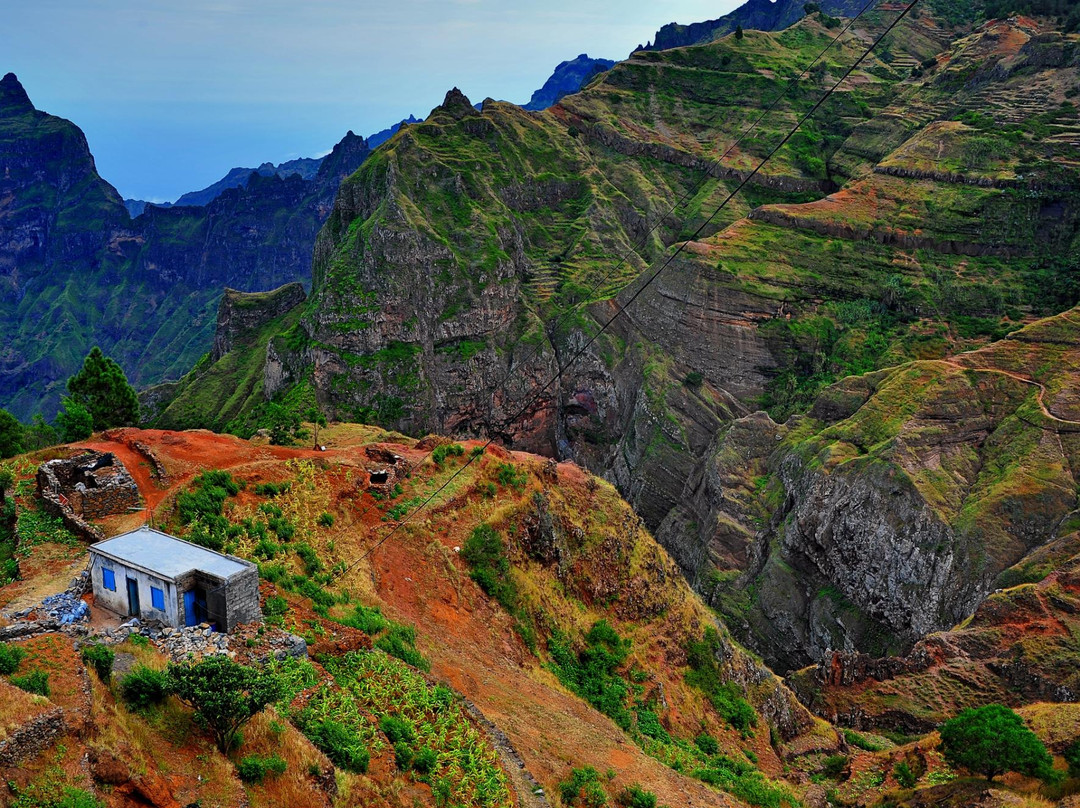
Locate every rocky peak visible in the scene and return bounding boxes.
[434,87,478,120]
[0,73,34,115]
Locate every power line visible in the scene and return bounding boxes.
[333,3,881,531]
[333,0,921,581]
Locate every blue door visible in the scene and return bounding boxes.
[126,578,140,617]
[183,591,197,627]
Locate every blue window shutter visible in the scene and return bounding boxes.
[151,587,165,610]
[102,568,116,591]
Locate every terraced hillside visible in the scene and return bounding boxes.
[0,426,842,807]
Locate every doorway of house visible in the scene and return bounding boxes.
[126,577,140,617]
[183,588,209,627]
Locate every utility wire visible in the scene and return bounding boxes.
[333,0,920,581]
[333,2,881,532]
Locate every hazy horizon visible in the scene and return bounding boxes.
[3,0,740,201]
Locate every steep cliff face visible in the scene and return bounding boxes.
[703,306,1080,673]
[263,16,905,484]
[0,75,370,419]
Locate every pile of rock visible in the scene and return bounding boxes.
[6,571,91,624]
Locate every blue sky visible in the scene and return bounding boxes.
[3,0,740,201]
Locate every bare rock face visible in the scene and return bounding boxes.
[212,283,307,361]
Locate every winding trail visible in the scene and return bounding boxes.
[940,359,1080,429]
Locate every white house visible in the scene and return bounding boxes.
[88,526,261,632]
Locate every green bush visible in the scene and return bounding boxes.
[894,759,916,788]
[495,463,527,491]
[617,784,656,808]
[12,669,50,696]
[394,740,414,770]
[1066,738,1080,778]
[940,704,1055,782]
[560,766,608,808]
[317,512,335,528]
[303,718,370,773]
[462,524,517,611]
[685,629,756,732]
[0,641,26,674]
[236,754,287,784]
[375,624,430,671]
[695,733,719,756]
[413,746,437,775]
[255,481,290,497]
[432,443,465,465]
[80,642,114,681]
[120,666,170,710]
[823,754,848,779]
[549,621,633,733]
[380,714,416,744]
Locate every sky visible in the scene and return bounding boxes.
[2,0,741,202]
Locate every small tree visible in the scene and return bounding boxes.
[66,347,140,431]
[306,406,327,447]
[939,704,1055,782]
[56,397,94,442]
[735,24,744,40]
[0,409,24,459]
[166,655,284,753]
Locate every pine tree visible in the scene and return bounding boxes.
[735,24,744,40]
[66,347,140,431]
[0,409,23,459]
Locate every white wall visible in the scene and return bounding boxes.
[88,553,179,627]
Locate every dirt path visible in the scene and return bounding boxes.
[941,359,1080,428]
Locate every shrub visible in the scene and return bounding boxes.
[263,595,288,619]
[413,746,437,775]
[394,740,414,770]
[166,655,284,752]
[1066,738,1080,778]
[939,703,1055,782]
[380,714,416,744]
[255,481,290,496]
[461,524,517,611]
[303,718,370,773]
[432,443,465,465]
[120,665,169,710]
[560,766,608,808]
[236,754,287,784]
[317,512,335,528]
[617,784,656,808]
[495,463,527,491]
[80,642,114,681]
[375,624,430,671]
[11,669,50,696]
[0,641,26,674]
[823,754,848,779]
[295,542,322,575]
[695,733,719,756]
[685,629,757,732]
[683,371,704,387]
[894,759,916,788]
[549,622,633,733]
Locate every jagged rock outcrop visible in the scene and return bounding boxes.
[523,54,616,111]
[212,283,307,361]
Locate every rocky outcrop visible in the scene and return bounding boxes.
[212,283,307,361]
[523,54,615,111]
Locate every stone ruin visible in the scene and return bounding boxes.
[363,445,407,496]
[37,451,141,539]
